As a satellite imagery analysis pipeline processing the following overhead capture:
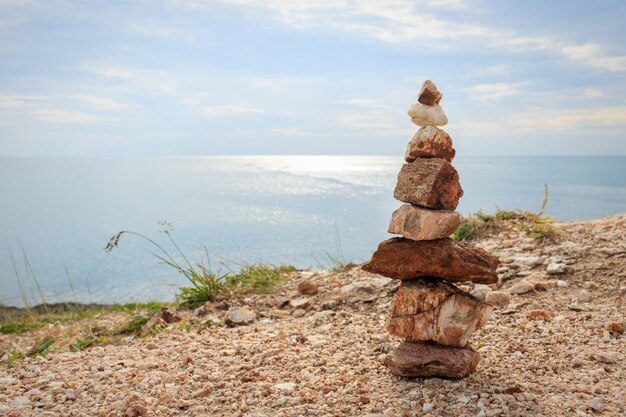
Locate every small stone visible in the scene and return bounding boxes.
[362,237,499,284]
[297,281,318,295]
[527,309,551,320]
[596,351,618,364]
[470,284,492,300]
[605,321,624,334]
[293,308,306,318]
[422,402,433,412]
[12,396,30,408]
[224,306,256,327]
[407,103,448,126]
[509,280,535,295]
[583,281,599,289]
[485,291,510,307]
[274,382,296,393]
[385,341,480,378]
[405,126,455,163]
[394,158,463,210]
[388,278,492,347]
[556,280,568,288]
[579,290,592,302]
[289,297,312,309]
[587,398,603,412]
[546,262,567,275]
[388,204,461,241]
[514,256,543,268]
[145,342,158,350]
[417,80,442,105]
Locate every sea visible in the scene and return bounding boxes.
[0,156,624,306]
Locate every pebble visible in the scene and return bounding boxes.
[470,284,492,300]
[556,280,568,288]
[546,262,567,275]
[509,280,535,295]
[514,256,543,268]
[587,398,603,412]
[274,382,296,393]
[605,321,624,334]
[485,291,510,306]
[12,396,30,408]
[224,306,256,327]
[579,290,592,302]
[596,351,618,364]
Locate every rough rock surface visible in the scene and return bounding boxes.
[388,204,461,241]
[417,80,443,105]
[405,126,455,163]
[388,278,492,347]
[394,158,463,210]
[407,103,448,126]
[363,237,500,284]
[385,341,480,378]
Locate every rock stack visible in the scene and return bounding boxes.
[363,80,500,379]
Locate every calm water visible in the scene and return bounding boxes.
[1,156,624,306]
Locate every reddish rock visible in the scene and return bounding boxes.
[388,278,492,347]
[394,158,463,210]
[297,281,319,295]
[362,237,499,284]
[388,204,460,241]
[384,341,480,378]
[405,126,455,163]
[418,80,442,105]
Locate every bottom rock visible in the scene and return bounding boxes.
[384,341,480,378]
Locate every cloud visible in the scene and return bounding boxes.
[33,107,110,123]
[202,105,265,117]
[268,128,315,136]
[73,94,125,111]
[213,0,626,72]
[340,98,393,110]
[583,88,603,98]
[467,82,523,102]
[0,95,47,108]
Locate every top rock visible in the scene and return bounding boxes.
[418,80,442,105]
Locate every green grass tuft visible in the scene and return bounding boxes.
[453,185,557,242]
[117,314,150,336]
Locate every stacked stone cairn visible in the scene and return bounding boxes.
[362,80,500,379]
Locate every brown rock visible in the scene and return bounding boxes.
[388,278,492,347]
[388,204,461,241]
[362,237,499,284]
[394,158,463,210]
[297,281,319,295]
[385,341,480,378]
[405,126,455,163]
[418,80,442,105]
[605,321,624,334]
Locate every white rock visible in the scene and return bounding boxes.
[12,396,30,408]
[546,262,566,275]
[407,103,448,126]
[514,256,543,268]
[579,289,592,302]
[556,280,568,288]
[596,351,617,364]
[274,382,296,393]
[587,398,603,412]
[470,284,492,300]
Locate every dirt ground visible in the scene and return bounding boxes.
[1,213,624,417]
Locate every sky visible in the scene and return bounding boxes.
[1,0,626,156]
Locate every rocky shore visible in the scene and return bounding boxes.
[1,213,625,416]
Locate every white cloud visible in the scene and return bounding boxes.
[467,82,523,102]
[583,88,603,98]
[0,95,46,108]
[202,105,265,117]
[33,107,110,123]
[213,0,626,72]
[73,94,125,111]
[340,98,393,110]
[268,128,315,136]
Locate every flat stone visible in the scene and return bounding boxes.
[388,278,492,347]
[394,158,463,211]
[418,80,442,105]
[362,237,499,284]
[469,284,492,300]
[546,262,566,275]
[405,126,455,163]
[407,103,448,127]
[485,291,510,307]
[385,341,480,378]
[297,281,319,295]
[509,280,535,294]
[388,204,461,241]
[224,306,256,327]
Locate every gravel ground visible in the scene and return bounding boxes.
[1,213,624,417]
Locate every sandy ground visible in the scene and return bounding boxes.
[1,213,625,417]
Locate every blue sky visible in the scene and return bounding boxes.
[1,0,625,156]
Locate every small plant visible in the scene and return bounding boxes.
[117,314,150,336]
[319,224,357,272]
[70,336,107,352]
[7,351,24,366]
[28,335,55,356]
[224,263,295,293]
[0,321,40,335]
[453,185,557,241]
